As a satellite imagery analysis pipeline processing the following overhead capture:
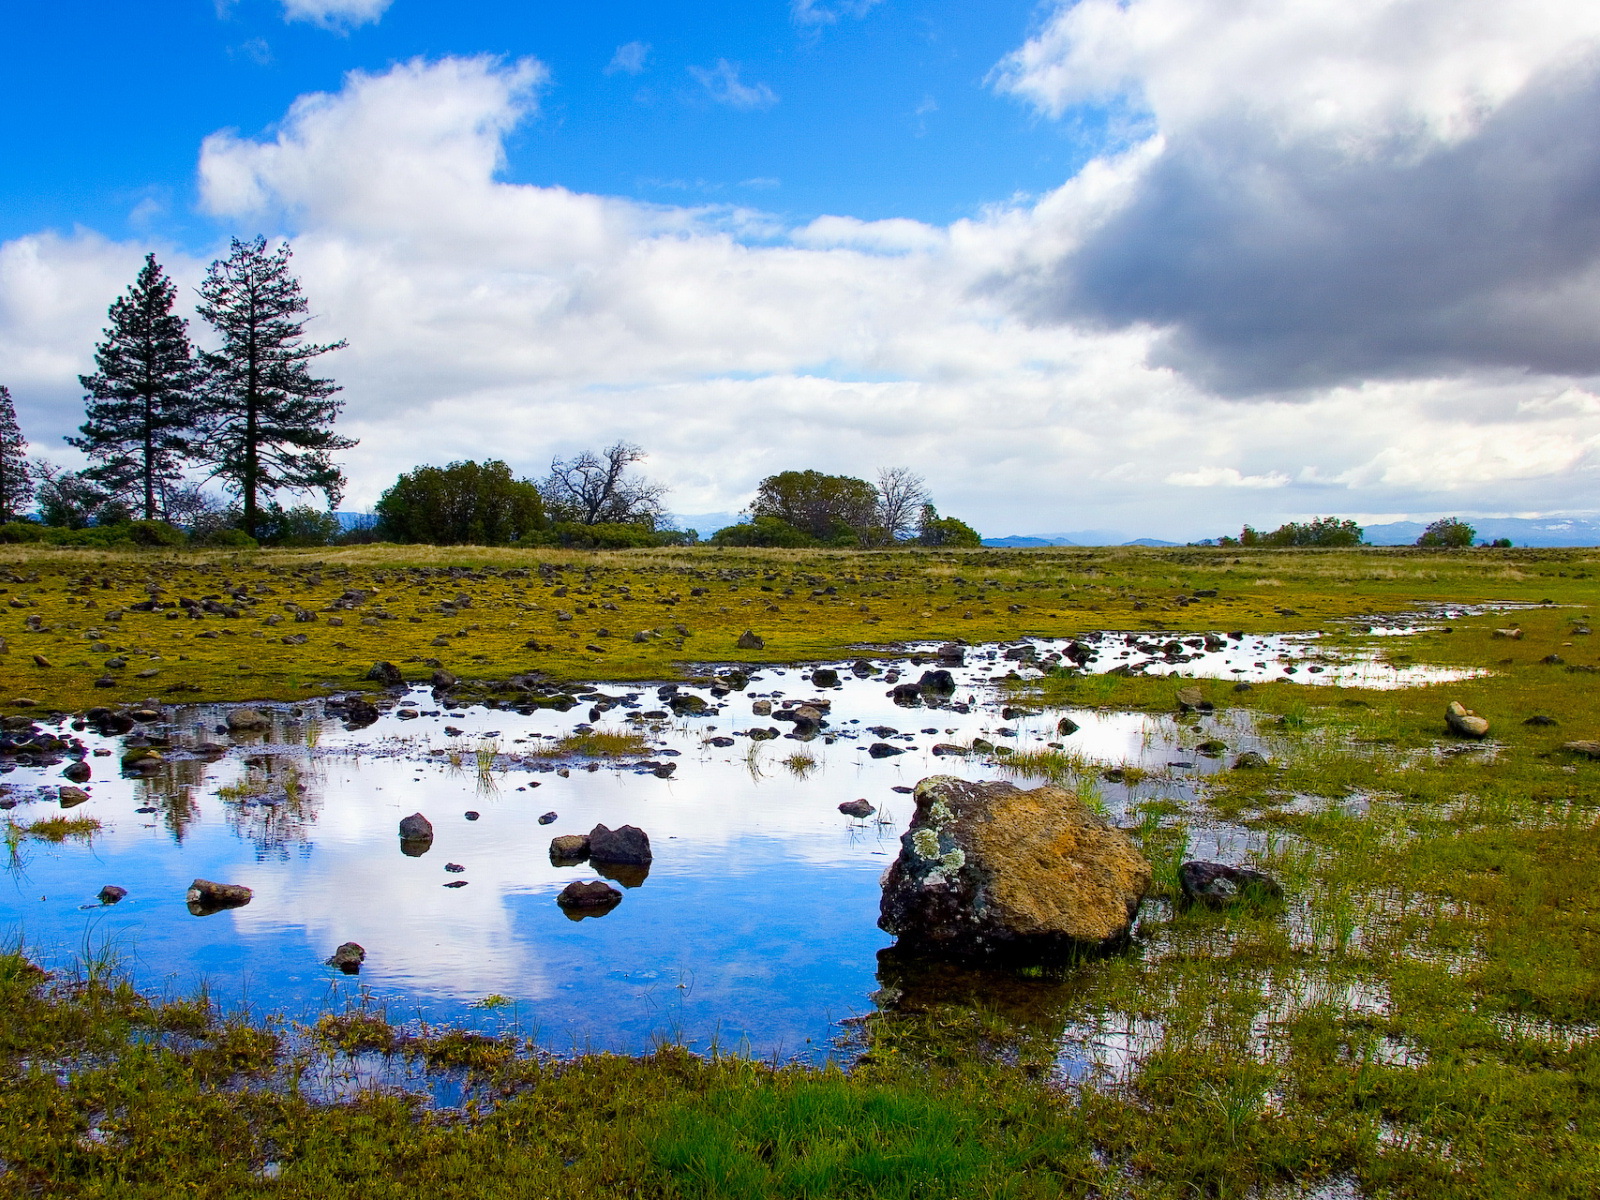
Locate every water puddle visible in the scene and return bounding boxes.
[0,624,1466,1065]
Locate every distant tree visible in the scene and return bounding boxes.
[161,482,228,531]
[0,386,32,522]
[32,463,113,529]
[253,503,341,547]
[68,254,201,520]
[915,503,982,548]
[711,515,815,547]
[375,459,547,545]
[1417,518,1475,548]
[1239,517,1364,548]
[541,442,667,526]
[874,466,929,543]
[749,470,878,542]
[195,237,354,538]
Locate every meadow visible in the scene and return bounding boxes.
[1,543,1597,1198]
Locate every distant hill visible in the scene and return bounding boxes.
[982,532,1182,548]
[982,535,1077,547]
[1362,517,1600,547]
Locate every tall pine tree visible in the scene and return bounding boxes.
[196,237,354,537]
[0,385,33,523]
[69,254,201,520]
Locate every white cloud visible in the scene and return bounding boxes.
[4,53,1600,538]
[792,1,883,25]
[606,41,651,76]
[688,60,779,110]
[280,0,392,29]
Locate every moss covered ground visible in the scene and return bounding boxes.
[1,544,1598,1197]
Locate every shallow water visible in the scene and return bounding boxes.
[0,624,1464,1060]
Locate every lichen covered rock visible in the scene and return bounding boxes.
[878,776,1150,959]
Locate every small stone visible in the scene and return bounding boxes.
[812,667,840,688]
[226,708,270,731]
[445,862,465,873]
[869,743,904,758]
[538,811,558,825]
[399,812,434,840]
[326,942,365,972]
[751,699,773,716]
[1445,701,1489,739]
[1523,715,1559,726]
[97,885,127,905]
[1491,627,1524,640]
[736,630,765,650]
[58,786,90,808]
[443,880,469,888]
[1232,751,1270,770]
[1175,686,1211,713]
[464,810,480,820]
[839,799,875,818]
[1057,717,1080,736]
[431,669,458,692]
[62,760,91,783]
[186,878,252,913]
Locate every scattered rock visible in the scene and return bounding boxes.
[226,708,270,731]
[1195,740,1227,757]
[443,880,469,888]
[1056,717,1080,736]
[1524,715,1559,726]
[97,885,127,905]
[62,760,91,783]
[812,667,840,688]
[445,863,465,873]
[32,654,53,669]
[936,642,965,665]
[550,834,591,860]
[736,630,765,650]
[918,669,957,695]
[1177,861,1283,909]
[1562,741,1600,759]
[343,698,380,727]
[751,699,773,716]
[1231,751,1270,770]
[1445,701,1490,739]
[464,810,480,821]
[187,878,253,914]
[1175,686,1212,713]
[326,942,365,973]
[431,669,458,692]
[538,811,558,825]
[556,880,622,913]
[839,799,875,818]
[589,823,652,865]
[365,661,404,687]
[869,742,905,758]
[931,743,969,756]
[58,786,89,808]
[1491,627,1524,640]
[878,776,1150,958]
[399,812,434,841]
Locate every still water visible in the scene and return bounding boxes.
[0,627,1472,1058]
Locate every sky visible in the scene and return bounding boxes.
[2,0,1599,539]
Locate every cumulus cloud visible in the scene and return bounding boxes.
[792,0,882,25]
[280,0,392,29]
[4,53,1600,537]
[689,60,779,110]
[993,0,1600,394]
[606,41,651,76]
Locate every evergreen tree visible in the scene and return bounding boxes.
[195,237,354,537]
[68,254,201,520]
[0,386,32,522]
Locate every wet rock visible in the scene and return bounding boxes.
[326,942,366,973]
[707,736,735,748]
[589,823,652,865]
[58,786,90,808]
[431,669,458,692]
[399,812,434,841]
[736,630,765,650]
[869,742,905,758]
[1175,687,1212,713]
[918,670,957,695]
[852,659,879,676]
[445,862,465,873]
[839,799,875,818]
[812,668,840,688]
[669,693,707,715]
[930,743,968,756]
[365,661,404,687]
[227,708,270,732]
[747,726,780,741]
[187,878,252,914]
[890,683,923,705]
[1232,751,1270,770]
[557,880,622,914]
[1056,717,1080,736]
[1445,701,1490,739]
[879,776,1150,959]
[1177,861,1283,909]
[751,699,773,716]
[1562,741,1600,759]
[538,811,558,825]
[62,760,91,783]
[550,834,591,860]
[1195,740,1227,757]
[97,885,127,905]
[936,642,965,665]
[464,811,480,821]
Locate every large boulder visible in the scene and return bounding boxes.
[1445,701,1489,739]
[879,776,1150,959]
[588,823,652,865]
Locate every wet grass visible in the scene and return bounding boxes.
[533,728,651,758]
[2,547,1599,1195]
[8,814,102,843]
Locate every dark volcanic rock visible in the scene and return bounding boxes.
[869,742,905,758]
[588,823,652,865]
[365,661,404,687]
[97,885,127,905]
[839,799,875,818]
[1177,861,1283,909]
[187,878,253,915]
[326,942,366,973]
[557,880,622,915]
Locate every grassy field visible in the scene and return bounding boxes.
[2,544,1598,1197]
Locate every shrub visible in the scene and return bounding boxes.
[125,519,186,547]
[197,528,258,549]
[376,460,546,545]
[1417,518,1475,548]
[0,521,46,544]
[712,516,816,548]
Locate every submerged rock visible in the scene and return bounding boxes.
[326,942,366,973]
[550,833,591,861]
[878,776,1150,959]
[538,811,558,825]
[1178,861,1282,909]
[869,742,905,758]
[812,668,840,688]
[226,708,270,731]
[399,812,434,840]
[97,885,127,905]
[557,880,622,915]
[1445,701,1489,739]
[58,786,89,808]
[839,799,875,818]
[187,878,252,914]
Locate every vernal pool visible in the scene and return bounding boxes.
[0,626,1473,1060]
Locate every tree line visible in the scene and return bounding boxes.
[0,245,983,551]
[1197,516,1509,549]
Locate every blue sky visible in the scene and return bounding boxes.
[3,1,1102,248]
[2,1,1598,537]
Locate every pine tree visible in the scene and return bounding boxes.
[0,385,33,522]
[68,254,201,520]
[195,237,354,537]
